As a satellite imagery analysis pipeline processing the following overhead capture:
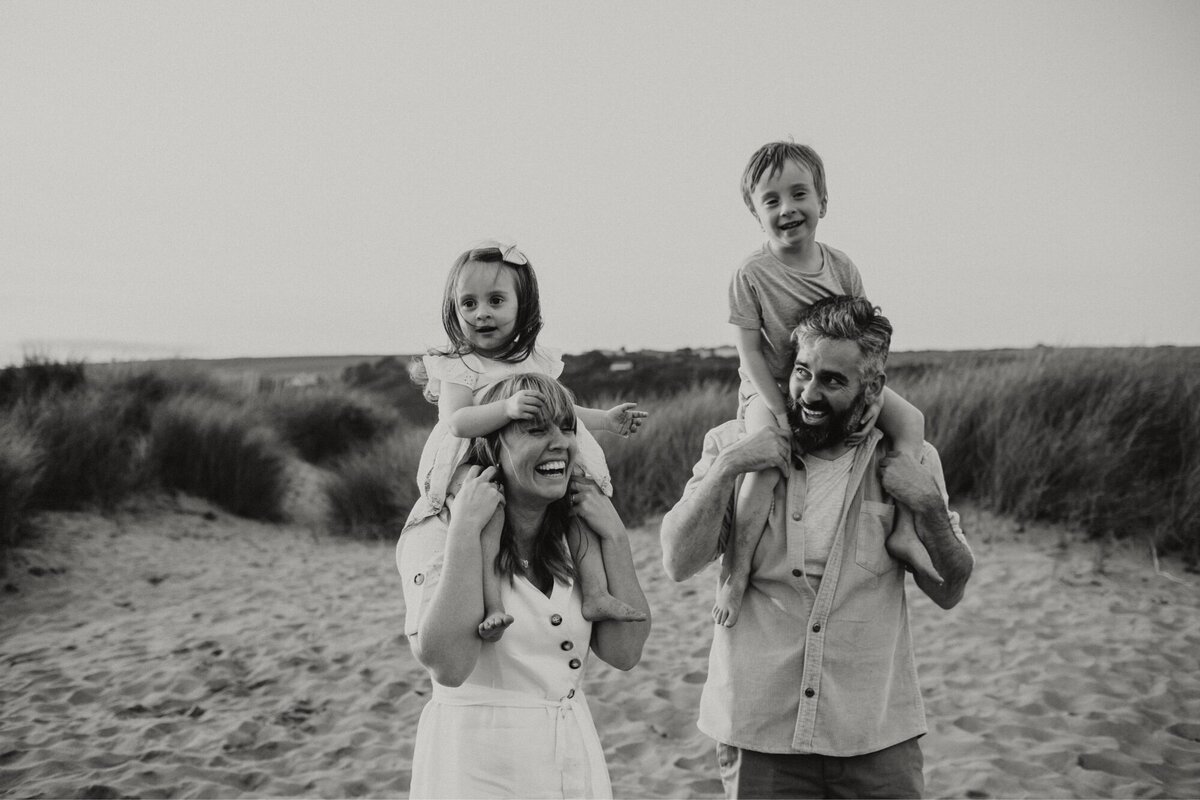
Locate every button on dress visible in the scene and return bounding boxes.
[400,519,612,799]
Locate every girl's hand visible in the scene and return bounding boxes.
[845,393,884,446]
[606,403,648,437]
[569,472,623,539]
[448,466,505,536]
[505,390,543,421]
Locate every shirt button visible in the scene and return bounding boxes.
[804,688,815,698]
[567,689,576,699]
[792,568,802,577]
[550,614,563,626]
[792,511,802,521]
[561,641,573,651]
[413,573,424,585]
[812,623,821,633]
[569,658,581,669]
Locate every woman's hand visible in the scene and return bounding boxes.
[569,472,624,540]
[605,402,648,437]
[448,465,505,536]
[504,390,543,421]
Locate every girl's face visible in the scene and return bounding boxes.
[497,416,577,507]
[455,262,519,354]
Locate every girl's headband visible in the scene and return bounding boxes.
[470,238,529,267]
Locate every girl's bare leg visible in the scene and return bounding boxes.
[477,506,513,640]
[569,519,647,622]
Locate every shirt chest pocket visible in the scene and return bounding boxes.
[854,500,896,576]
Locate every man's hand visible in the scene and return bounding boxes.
[715,425,790,479]
[878,450,942,514]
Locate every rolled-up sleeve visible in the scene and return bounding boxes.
[396,515,448,637]
[678,419,748,553]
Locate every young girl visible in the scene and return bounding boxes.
[408,239,648,641]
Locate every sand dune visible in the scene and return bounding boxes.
[2,499,1199,798]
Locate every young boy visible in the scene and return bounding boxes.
[716,141,939,627]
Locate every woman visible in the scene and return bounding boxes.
[397,373,651,799]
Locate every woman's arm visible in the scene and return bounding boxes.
[409,467,503,686]
[569,481,650,670]
[875,386,925,457]
[443,383,543,439]
[735,327,787,425]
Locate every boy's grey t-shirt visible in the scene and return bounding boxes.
[728,242,866,382]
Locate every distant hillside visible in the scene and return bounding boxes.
[88,345,1200,428]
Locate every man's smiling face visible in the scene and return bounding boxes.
[786,335,881,453]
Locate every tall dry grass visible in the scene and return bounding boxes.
[0,418,43,571]
[149,396,291,521]
[890,348,1200,564]
[599,382,737,526]
[3,350,1195,567]
[264,387,399,465]
[325,427,427,537]
[21,389,148,511]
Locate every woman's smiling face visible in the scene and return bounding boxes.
[497,415,577,505]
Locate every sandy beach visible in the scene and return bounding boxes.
[2,496,1199,799]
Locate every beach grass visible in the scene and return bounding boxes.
[1,348,1197,566]
[325,426,428,538]
[149,395,291,521]
[264,387,400,465]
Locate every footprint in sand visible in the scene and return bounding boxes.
[1166,722,1200,742]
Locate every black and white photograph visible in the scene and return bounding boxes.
[3,2,1198,798]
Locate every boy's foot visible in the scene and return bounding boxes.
[581,593,648,623]
[886,526,943,584]
[478,612,515,641]
[712,577,747,627]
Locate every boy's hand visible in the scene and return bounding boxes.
[607,403,648,437]
[716,426,790,479]
[845,392,884,446]
[504,390,544,421]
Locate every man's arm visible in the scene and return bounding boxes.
[661,425,789,581]
[879,447,974,609]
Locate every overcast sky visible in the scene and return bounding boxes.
[3,1,1199,364]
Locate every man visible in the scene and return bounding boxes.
[661,295,974,799]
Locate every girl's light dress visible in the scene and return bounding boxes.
[398,514,613,799]
[406,346,613,530]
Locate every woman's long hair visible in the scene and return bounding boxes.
[469,373,577,589]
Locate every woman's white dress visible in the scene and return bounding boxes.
[398,514,613,799]
[407,346,613,530]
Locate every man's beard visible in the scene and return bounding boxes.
[786,391,869,454]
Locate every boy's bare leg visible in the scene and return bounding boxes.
[569,519,648,622]
[478,506,514,640]
[714,469,775,627]
[886,504,943,584]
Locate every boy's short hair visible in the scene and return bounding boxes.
[741,141,828,215]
